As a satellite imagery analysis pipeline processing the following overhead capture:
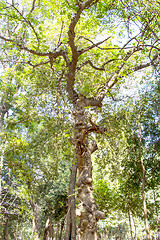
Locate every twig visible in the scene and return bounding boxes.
[9,2,40,49]
[55,20,64,50]
[30,0,37,13]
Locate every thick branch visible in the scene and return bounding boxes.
[81,51,159,108]
[0,35,69,65]
[132,53,159,71]
[68,1,99,63]
[76,117,107,155]
[99,53,159,100]
[67,0,99,104]
[81,118,107,143]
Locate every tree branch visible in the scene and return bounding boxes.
[77,60,105,71]
[132,53,159,72]
[100,53,159,100]
[81,50,159,108]
[66,0,99,104]
[55,20,64,50]
[27,60,50,68]
[77,58,118,72]
[76,0,82,7]
[78,37,111,55]
[6,117,29,128]
[0,35,67,59]
[10,3,40,49]
[30,0,37,13]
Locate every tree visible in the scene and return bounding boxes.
[0,101,72,239]
[92,75,160,238]
[0,56,72,238]
[0,0,160,239]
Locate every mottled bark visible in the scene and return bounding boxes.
[64,157,78,240]
[65,100,106,239]
[73,102,105,240]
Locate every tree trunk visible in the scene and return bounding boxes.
[59,219,65,240]
[43,213,54,240]
[56,222,60,240]
[132,215,137,240]
[0,145,4,199]
[138,112,150,240]
[64,157,78,240]
[103,228,108,240]
[153,190,160,238]
[128,211,133,240]
[3,217,9,240]
[118,224,121,240]
[0,102,8,225]
[72,102,105,240]
[0,102,6,197]
[30,199,40,239]
[49,214,54,240]
[141,163,150,240]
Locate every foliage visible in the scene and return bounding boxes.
[93,75,160,237]
[0,0,160,238]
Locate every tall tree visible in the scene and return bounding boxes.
[0,0,160,239]
[93,75,160,238]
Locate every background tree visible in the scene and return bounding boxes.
[93,75,160,239]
